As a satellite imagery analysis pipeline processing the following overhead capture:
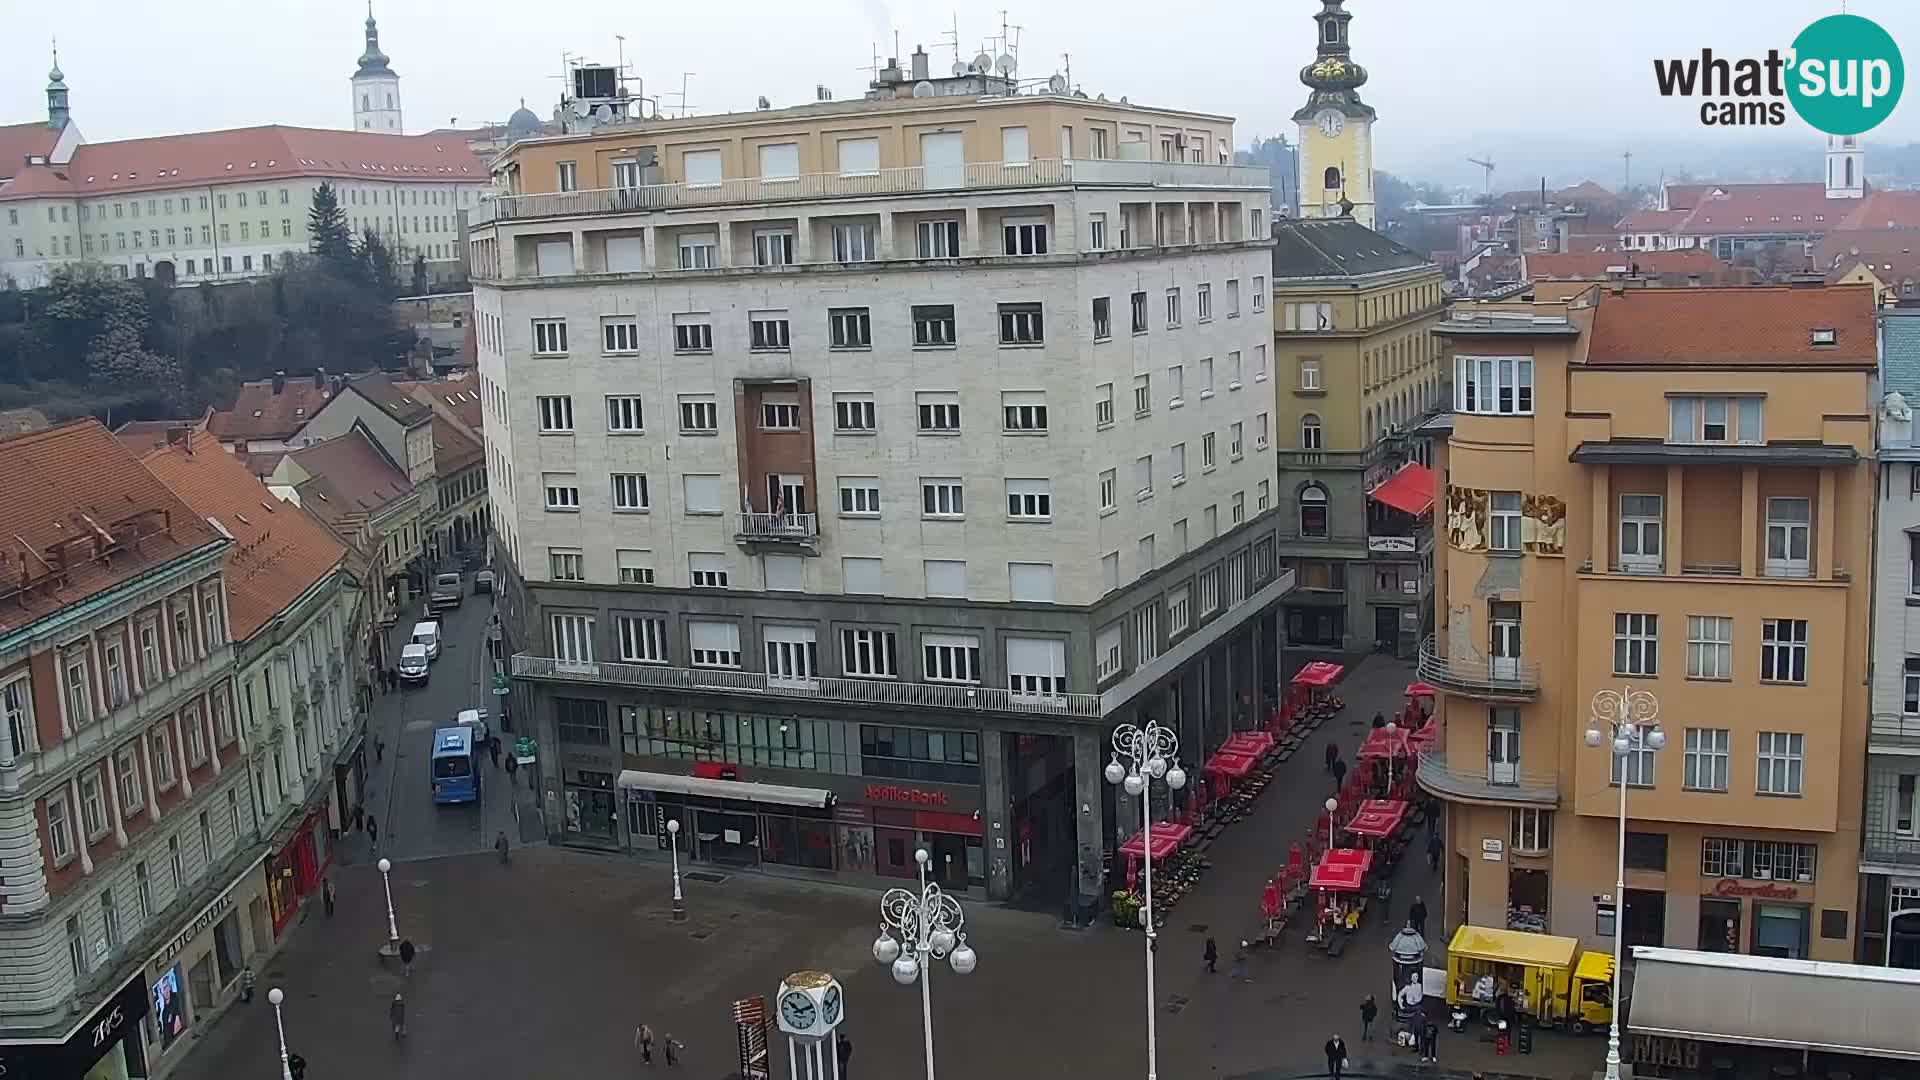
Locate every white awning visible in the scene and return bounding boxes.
[616,769,833,809]
[1628,946,1920,1060]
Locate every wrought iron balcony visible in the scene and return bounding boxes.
[736,513,819,549]
[1864,830,1920,871]
[1416,749,1560,806]
[1417,635,1540,698]
[512,654,1104,719]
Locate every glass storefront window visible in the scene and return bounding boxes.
[859,725,981,784]
[619,705,859,773]
[763,815,836,871]
[150,966,188,1050]
[1753,903,1809,959]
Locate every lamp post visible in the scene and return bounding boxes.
[267,987,293,1080]
[872,847,977,1080]
[667,817,686,921]
[1587,686,1665,1080]
[1104,718,1186,1080]
[1325,796,1339,850]
[376,857,399,954]
[1384,720,1400,787]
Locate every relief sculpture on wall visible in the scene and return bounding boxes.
[1447,485,1488,552]
[1521,494,1566,556]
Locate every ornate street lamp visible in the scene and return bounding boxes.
[1587,686,1665,1080]
[1105,718,1187,1080]
[872,847,977,1080]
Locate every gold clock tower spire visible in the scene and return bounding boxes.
[1292,0,1377,228]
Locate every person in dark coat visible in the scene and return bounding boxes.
[1408,895,1428,937]
[1325,741,1341,774]
[322,878,336,918]
[1371,712,1387,729]
[398,938,416,977]
[1325,1034,1348,1080]
[488,736,501,768]
[390,993,407,1038]
[1203,936,1218,973]
[1419,1018,1440,1062]
[1360,995,1378,1040]
[367,815,379,851]
[635,1023,655,1063]
[835,1032,852,1079]
[1331,756,1348,791]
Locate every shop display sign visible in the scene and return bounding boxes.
[1709,878,1799,900]
[0,974,150,1077]
[155,880,241,966]
[1630,1034,1701,1071]
[863,783,951,806]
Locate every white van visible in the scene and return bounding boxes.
[397,643,431,683]
[456,707,491,744]
[411,620,441,660]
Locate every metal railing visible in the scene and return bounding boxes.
[1864,831,1920,869]
[737,512,819,542]
[1417,635,1540,696]
[1415,750,1560,806]
[1872,713,1920,747]
[512,654,1105,718]
[473,159,1270,224]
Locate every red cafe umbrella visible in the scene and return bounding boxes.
[1310,848,1374,892]
[1345,799,1408,839]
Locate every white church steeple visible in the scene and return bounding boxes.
[1826,135,1864,200]
[351,3,403,133]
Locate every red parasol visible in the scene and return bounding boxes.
[1408,724,1440,751]
[1345,799,1408,839]
[1205,751,1256,779]
[1222,730,1275,757]
[1356,726,1410,761]
[1118,821,1192,860]
[1403,681,1440,698]
[1310,848,1374,892]
[1291,660,1346,688]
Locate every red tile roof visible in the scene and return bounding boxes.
[0,122,60,180]
[428,415,481,472]
[1675,183,1834,237]
[1815,227,1920,273]
[392,374,483,431]
[1527,250,1720,280]
[282,430,413,534]
[1616,207,1691,233]
[208,375,340,442]
[1837,190,1920,231]
[0,420,223,634]
[0,125,485,202]
[1587,284,1877,367]
[112,411,211,454]
[140,431,345,641]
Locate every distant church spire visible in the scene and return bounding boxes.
[46,38,70,130]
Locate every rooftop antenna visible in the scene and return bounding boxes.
[673,72,696,117]
[1063,52,1072,93]
[1622,148,1633,192]
[864,44,882,83]
[943,15,962,69]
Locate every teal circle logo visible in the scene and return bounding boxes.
[1787,14,1904,136]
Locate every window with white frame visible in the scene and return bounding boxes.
[1201,431,1218,470]
[1511,808,1551,854]
[1257,479,1271,512]
[923,633,982,684]
[841,628,899,678]
[1131,291,1149,333]
[532,319,568,355]
[677,232,717,269]
[1613,613,1658,676]
[1092,297,1112,340]
[998,303,1044,345]
[1200,357,1215,395]
[606,395,645,433]
[183,705,207,765]
[1618,494,1664,572]
[615,549,655,586]
[689,553,730,589]
[1168,586,1191,637]
[1231,491,1246,525]
[1135,455,1154,499]
[1168,364,1185,405]
[1197,565,1221,615]
[1668,396,1762,444]
[115,748,143,815]
[1684,727,1730,791]
[913,305,956,347]
[1170,442,1188,484]
[917,219,961,258]
[1896,774,1920,837]
[1906,658,1920,714]
[763,625,818,686]
[917,392,961,433]
[1686,616,1733,679]
[678,396,718,434]
[551,613,594,664]
[688,620,742,668]
[1101,552,1119,592]
[1609,725,1657,787]
[537,395,574,432]
[201,590,223,649]
[835,394,876,433]
[611,159,642,190]
[1764,498,1811,578]
[830,307,872,348]
[601,316,639,354]
[1252,276,1267,313]
[542,473,580,510]
[672,314,713,353]
[1002,391,1047,433]
[79,770,106,840]
[1133,600,1160,662]
[3,675,35,764]
[611,473,650,512]
[1004,219,1048,256]
[549,548,585,581]
[921,479,964,517]
[46,793,73,863]
[1006,478,1052,520]
[831,222,877,263]
[1006,637,1067,698]
[1226,279,1242,317]
[1099,469,1116,512]
[1760,618,1808,683]
[1255,344,1269,382]
[1095,623,1123,681]
[1165,288,1182,328]
[1301,413,1324,451]
[752,227,795,266]
[1095,383,1115,427]
[1282,301,1332,331]
[750,311,791,350]
[1229,350,1244,388]
[1087,213,1108,251]
[838,477,881,516]
[1454,356,1534,415]
[617,615,667,662]
[1489,491,1522,551]
[1008,562,1054,602]
[1196,283,1212,322]
[761,400,801,431]
[1756,731,1805,795]
[61,650,91,729]
[1256,413,1269,450]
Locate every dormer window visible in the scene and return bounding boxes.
[1810,327,1837,347]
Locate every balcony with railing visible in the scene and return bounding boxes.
[474,159,1270,226]
[735,513,820,551]
[1872,713,1920,751]
[1417,635,1540,698]
[1416,748,1560,806]
[512,654,1105,719]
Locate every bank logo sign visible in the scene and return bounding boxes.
[1653,14,1904,135]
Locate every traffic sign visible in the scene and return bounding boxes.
[513,737,537,765]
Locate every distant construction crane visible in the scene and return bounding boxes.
[1467,155,1496,200]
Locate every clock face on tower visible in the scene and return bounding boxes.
[1316,110,1346,138]
[779,991,817,1032]
[821,984,843,1027]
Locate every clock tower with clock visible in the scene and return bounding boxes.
[1292,0,1377,228]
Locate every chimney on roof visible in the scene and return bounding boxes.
[314,367,327,389]
[272,371,286,394]
[166,424,192,449]
[911,46,930,82]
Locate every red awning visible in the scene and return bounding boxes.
[1370,461,1436,516]
[1356,726,1410,760]
[1404,681,1440,698]
[1119,821,1193,860]
[1311,848,1375,892]
[1346,799,1408,839]
[1408,724,1440,751]
[1292,660,1346,688]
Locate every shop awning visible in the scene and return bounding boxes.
[616,769,834,809]
[1369,461,1436,516]
[1310,848,1374,892]
[1628,946,1920,1060]
[1345,799,1408,839]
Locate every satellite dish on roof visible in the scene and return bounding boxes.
[911,81,934,98]
[951,60,967,76]
[1048,74,1067,93]
[996,53,1016,76]
[591,104,612,122]
[972,52,993,74]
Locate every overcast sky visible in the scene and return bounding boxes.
[5,0,1917,180]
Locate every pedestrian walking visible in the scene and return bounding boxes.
[390,993,407,1038]
[495,830,510,864]
[488,736,501,769]
[1203,936,1218,974]
[665,1035,683,1067]
[398,938,415,977]
[240,966,256,1003]
[1324,741,1340,774]
[1360,995,1378,1041]
[1325,1034,1348,1080]
[1229,942,1249,982]
[322,878,336,918]
[635,1023,655,1064]
[1408,895,1428,938]
[1371,711,1386,729]
[353,805,365,833]
[367,816,379,851]
[1419,1018,1440,1062]
[506,753,519,783]
[1331,756,1348,791]
[385,666,398,692]
[835,1032,851,1079]
[1426,827,1442,872]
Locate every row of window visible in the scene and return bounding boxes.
[1610,613,1810,683]
[43,692,238,866]
[1499,810,1817,884]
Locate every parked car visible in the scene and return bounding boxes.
[474,569,495,595]
[430,571,463,612]
[397,643,431,684]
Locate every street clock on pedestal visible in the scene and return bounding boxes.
[775,970,844,1039]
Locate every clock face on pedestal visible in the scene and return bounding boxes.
[821,984,843,1027]
[779,991,817,1032]
[1317,109,1345,137]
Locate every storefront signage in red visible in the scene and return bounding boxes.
[863,784,950,807]
[1709,878,1799,900]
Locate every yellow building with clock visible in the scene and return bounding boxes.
[1292,0,1377,228]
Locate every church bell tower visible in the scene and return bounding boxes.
[1291,0,1376,228]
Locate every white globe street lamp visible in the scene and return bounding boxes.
[1384,720,1400,786]
[1588,686,1663,1080]
[1325,796,1339,851]
[666,817,686,922]
[873,847,976,1080]
[268,987,293,1080]
[1106,718,1186,1080]
[376,856,399,954]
